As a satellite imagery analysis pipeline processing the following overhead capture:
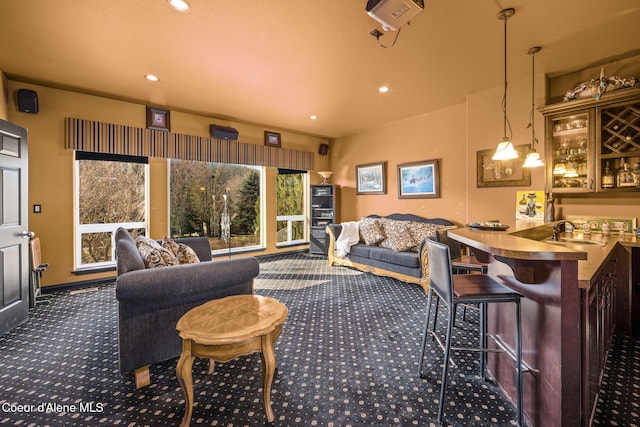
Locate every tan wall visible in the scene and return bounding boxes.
[0,72,8,120]
[331,69,640,231]
[331,104,468,226]
[6,81,329,287]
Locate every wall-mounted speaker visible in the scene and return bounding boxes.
[17,89,39,114]
[319,143,329,156]
[210,124,239,140]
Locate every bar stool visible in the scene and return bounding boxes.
[418,239,523,426]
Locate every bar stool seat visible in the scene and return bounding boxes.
[419,239,524,426]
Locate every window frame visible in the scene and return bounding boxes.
[73,154,149,271]
[167,160,266,256]
[275,170,309,247]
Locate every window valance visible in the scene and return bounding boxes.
[65,118,314,170]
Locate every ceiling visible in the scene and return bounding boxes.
[1,0,639,139]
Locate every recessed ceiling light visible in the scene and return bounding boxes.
[310,115,318,120]
[168,0,190,13]
[145,74,160,82]
[378,86,389,93]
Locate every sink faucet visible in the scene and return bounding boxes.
[551,220,576,241]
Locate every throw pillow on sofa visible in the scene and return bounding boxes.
[162,237,200,264]
[359,217,385,245]
[379,218,416,252]
[136,236,180,268]
[408,222,456,252]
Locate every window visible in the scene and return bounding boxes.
[169,160,263,254]
[276,170,308,245]
[74,152,147,270]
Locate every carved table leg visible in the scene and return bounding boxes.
[260,332,276,423]
[176,340,195,427]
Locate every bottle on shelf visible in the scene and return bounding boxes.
[633,163,640,188]
[602,161,615,189]
[617,161,635,187]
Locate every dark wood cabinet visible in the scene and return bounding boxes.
[541,88,640,194]
[309,184,339,255]
[582,247,622,425]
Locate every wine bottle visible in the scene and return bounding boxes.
[602,161,614,188]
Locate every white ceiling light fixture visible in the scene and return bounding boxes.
[310,115,318,120]
[144,74,160,82]
[378,86,389,93]
[168,0,191,13]
[492,8,519,161]
[523,46,544,168]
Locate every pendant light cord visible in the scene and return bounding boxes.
[529,50,537,149]
[502,12,512,141]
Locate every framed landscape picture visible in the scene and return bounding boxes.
[356,161,386,195]
[397,159,440,199]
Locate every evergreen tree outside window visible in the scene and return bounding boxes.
[169,160,263,252]
[276,170,308,245]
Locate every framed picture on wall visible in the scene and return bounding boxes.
[264,131,282,148]
[397,159,440,198]
[146,107,170,132]
[356,161,386,195]
[477,144,531,187]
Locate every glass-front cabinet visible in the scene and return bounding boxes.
[547,109,595,192]
[541,88,640,193]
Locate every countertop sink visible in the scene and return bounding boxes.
[543,238,606,247]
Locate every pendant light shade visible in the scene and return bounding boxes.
[523,150,544,168]
[492,8,519,161]
[493,138,519,160]
[523,46,544,168]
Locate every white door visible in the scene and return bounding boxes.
[0,119,29,336]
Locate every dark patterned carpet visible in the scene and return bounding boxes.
[0,253,637,426]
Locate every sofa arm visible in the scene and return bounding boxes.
[325,225,343,266]
[116,257,259,311]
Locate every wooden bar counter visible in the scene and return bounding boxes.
[448,226,639,427]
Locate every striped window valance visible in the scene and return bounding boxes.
[65,118,315,170]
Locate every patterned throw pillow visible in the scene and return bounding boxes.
[379,219,415,252]
[408,222,440,250]
[408,222,455,252]
[359,217,385,245]
[385,223,416,252]
[135,236,179,268]
[162,237,200,264]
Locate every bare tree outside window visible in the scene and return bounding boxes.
[76,158,146,267]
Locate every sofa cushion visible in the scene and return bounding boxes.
[136,236,179,268]
[349,244,372,258]
[162,237,200,264]
[368,246,420,268]
[359,217,385,245]
[115,234,145,275]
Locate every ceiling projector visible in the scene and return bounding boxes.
[366,0,424,31]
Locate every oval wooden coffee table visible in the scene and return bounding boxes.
[176,294,288,426]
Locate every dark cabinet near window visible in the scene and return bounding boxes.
[310,184,339,255]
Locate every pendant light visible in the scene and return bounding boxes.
[492,8,519,161]
[523,46,545,168]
